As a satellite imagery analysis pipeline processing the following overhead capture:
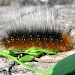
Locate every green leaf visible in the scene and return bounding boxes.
[2,47,57,58]
[19,55,33,62]
[29,52,43,57]
[37,48,57,54]
[43,53,75,75]
[24,47,42,57]
[10,50,26,55]
[24,47,57,57]
[1,50,11,54]
[1,49,13,55]
[24,47,36,53]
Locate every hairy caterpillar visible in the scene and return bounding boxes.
[0,4,74,51]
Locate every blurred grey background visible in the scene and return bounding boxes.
[0,0,74,6]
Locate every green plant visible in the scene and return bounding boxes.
[0,47,75,75]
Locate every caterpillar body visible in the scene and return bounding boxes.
[0,4,74,51]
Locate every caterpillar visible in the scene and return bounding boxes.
[0,4,74,52]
